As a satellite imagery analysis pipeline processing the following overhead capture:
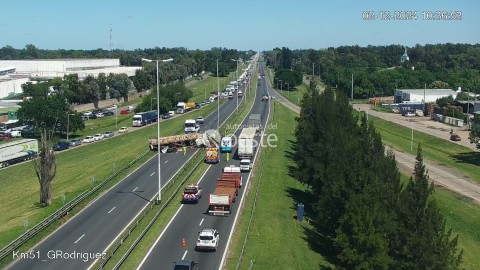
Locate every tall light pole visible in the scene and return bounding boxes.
[141,57,173,204]
[217,59,220,129]
[66,113,75,141]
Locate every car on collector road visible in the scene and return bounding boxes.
[173,260,198,270]
[195,228,219,251]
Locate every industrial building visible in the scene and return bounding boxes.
[0,59,141,99]
[394,89,457,103]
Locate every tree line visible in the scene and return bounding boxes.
[264,44,480,98]
[293,81,462,269]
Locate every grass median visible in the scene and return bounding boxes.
[0,102,219,249]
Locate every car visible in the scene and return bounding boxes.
[405,111,415,117]
[83,111,92,117]
[120,109,130,115]
[118,127,128,133]
[162,113,171,119]
[102,110,114,116]
[450,134,461,141]
[195,228,219,251]
[81,115,89,121]
[173,260,198,270]
[110,104,118,110]
[201,101,206,106]
[104,131,114,138]
[93,133,104,141]
[127,105,134,111]
[95,112,105,118]
[88,114,97,120]
[83,136,95,143]
[195,116,205,124]
[195,103,201,109]
[168,111,175,117]
[54,141,70,151]
[69,138,82,147]
[261,95,270,102]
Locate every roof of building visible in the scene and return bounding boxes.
[395,89,456,96]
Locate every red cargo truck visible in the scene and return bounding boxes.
[207,168,242,215]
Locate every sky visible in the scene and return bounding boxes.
[1,0,479,51]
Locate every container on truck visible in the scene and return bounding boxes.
[247,114,261,132]
[132,111,158,127]
[184,119,200,134]
[176,102,196,114]
[237,127,257,159]
[208,168,242,215]
[0,139,38,168]
[220,136,232,153]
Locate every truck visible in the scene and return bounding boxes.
[208,170,242,215]
[247,114,261,132]
[205,147,219,164]
[237,90,243,98]
[222,165,243,188]
[132,111,158,127]
[176,102,196,114]
[237,128,257,159]
[240,159,252,172]
[184,119,200,134]
[0,139,38,168]
[220,136,233,153]
[148,133,202,151]
[182,184,203,203]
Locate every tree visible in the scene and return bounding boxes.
[455,91,469,101]
[108,73,134,102]
[83,75,100,108]
[97,73,108,100]
[393,145,462,269]
[429,80,450,89]
[17,83,70,206]
[436,95,454,107]
[132,69,152,92]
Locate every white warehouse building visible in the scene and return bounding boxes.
[394,89,457,103]
[0,59,141,99]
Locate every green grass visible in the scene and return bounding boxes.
[276,83,307,106]
[225,101,329,269]
[188,71,240,103]
[0,103,219,248]
[354,111,480,184]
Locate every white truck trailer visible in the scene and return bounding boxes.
[0,139,38,168]
[237,127,257,159]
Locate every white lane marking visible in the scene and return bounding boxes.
[181,250,188,260]
[164,160,168,164]
[132,186,138,192]
[74,234,85,244]
[150,172,155,176]
[136,167,211,270]
[199,218,204,226]
[108,206,116,214]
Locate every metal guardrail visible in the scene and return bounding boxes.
[0,150,151,262]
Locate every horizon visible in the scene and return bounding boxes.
[1,0,478,51]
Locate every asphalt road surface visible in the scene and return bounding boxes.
[7,77,248,270]
[136,64,270,270]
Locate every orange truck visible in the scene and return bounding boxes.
[205,147,219,164]
[208,168,242,215]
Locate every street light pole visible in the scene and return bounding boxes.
[141,57,173,204]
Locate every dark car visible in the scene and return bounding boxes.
[162,113,171,119]
[173,260,198,270]
[450,134,461,141]
[103,110,114,116]
[88,114,97,119]
[54,141,70,151]
[195,103,201,109]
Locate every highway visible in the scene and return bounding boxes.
[136,62,270,270]
[7,72,251,270]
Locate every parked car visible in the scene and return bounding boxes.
[83,136,95,143]
[95,112,105,118]
[450,134,461,141]
[104,131,114,138]
[93,133,104,141]
[110,104,118,110]
[118,127,128,133]
[195,228,219,251]
[120,109,130,115]
[201,101,206,106]
[162,113,171,119]
[128,105,134,111]
[69,138,82,147]
[195,103,201,109]
[88,114,97,120]
[81,115,89,121]
[83,111,92,117]
[54,141,70,151]
[173,260,198,270]
[103,110,114,116]
[195,116,205,124]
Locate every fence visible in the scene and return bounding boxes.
[0,150,150,262]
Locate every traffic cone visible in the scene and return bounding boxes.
[182,238,186,247]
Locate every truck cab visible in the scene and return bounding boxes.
[177,102,186,114]
[184,119,200,134]
[220,136,232,153]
